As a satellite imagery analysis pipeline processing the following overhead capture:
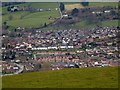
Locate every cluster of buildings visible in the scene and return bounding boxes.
[10,26,118,51]
[33,49,119,70]
[7,5,58,12]
[1,61,21,75]
[1,3,119,75]
[2,26,119,75]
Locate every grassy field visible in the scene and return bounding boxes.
[2,2,60,28]
[0,76,1,90]
[2,67,118,88]
[73,20,118,29]
[3,11,59,28]
[42,19,118,30]
[64,2,118,11]
[65,4,84,10]
[89,2,118,7]
[101,20,118,27]
[2,2,119,29]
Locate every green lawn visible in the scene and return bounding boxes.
[2,67,118,88]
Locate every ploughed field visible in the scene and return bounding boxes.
[2,67,118,88]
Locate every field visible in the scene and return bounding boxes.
[89,2,118,7]
[2,67,118,88]
[2,2,119,29]
[62,2,118,30]
[2,2,60,28]
[64,2,118,11]
[0,76,1,90]
[65,4,84,10]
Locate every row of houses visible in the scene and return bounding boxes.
[31,46,74,50]
[8,5,58,12]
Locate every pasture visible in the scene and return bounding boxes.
[2,2,60,28]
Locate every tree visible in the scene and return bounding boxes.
[81,2,89,6]
[7,6,11,11]
[44,22,47,27]
[59,2,65,12]
[110,10,116,15]
[86,13,100,25]
[71,8,79,16]
[3,21,8,29]
[3,21,7,26]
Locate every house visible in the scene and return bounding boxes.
[10,6,19,12]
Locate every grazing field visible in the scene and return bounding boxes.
[43,20,118,30]
[2,2,60,28]
[3,11,59,28]
[73,20,118,29]
[2,67,118,88]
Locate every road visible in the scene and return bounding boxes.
[1,63,24,76]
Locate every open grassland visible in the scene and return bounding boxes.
[3,11,59,28]
[2,2,59,14]
[2,67,118,88]
[43,20,118,30]
[2,2,60,28]
[73,20,118,29]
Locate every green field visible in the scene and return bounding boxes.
[42,19,118,30]
[64,2,118,7]
[89,2,118,7]
[2,2,60,28]
[2,67,118,88]
[3,11,59,28]
[2,2,119,29]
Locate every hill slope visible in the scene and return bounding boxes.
[2,2,60,28]
[2,67,118,88]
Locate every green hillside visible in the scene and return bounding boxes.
[2,2,60,28]
[2,67,118,88]
[2,2,118,29]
